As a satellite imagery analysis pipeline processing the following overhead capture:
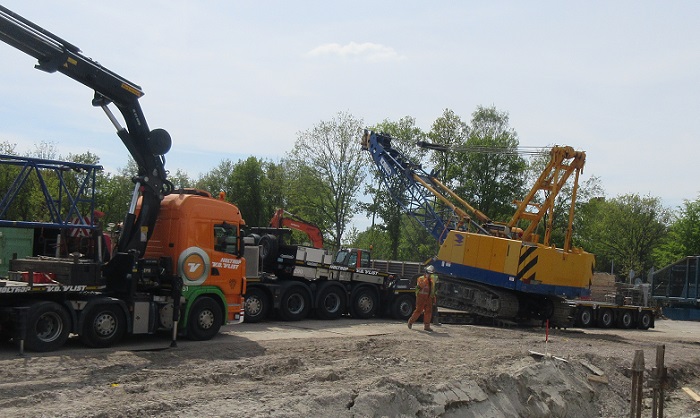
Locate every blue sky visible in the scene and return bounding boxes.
[1,1,699,220]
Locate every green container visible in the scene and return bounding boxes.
[0,227,34,278]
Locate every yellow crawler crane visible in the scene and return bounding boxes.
[362,130,594,325]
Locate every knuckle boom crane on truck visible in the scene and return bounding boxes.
[0,6,247,351]
[362,129,596,326]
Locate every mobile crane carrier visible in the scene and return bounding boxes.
[362,129,614,327]
[0,6,247,351]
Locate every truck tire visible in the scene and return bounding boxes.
[391,294,415,321]
[316,285,346,320]
[617,310,635,329]
[597,309,613,328]
[80,304,126,348]
[575,307,593,327]
[244,288,270,323]
[350,287,378,319]
[187,296,223,340]
[25,301,71,352]
[638,311,653,330]
[259,234,278,263]
[279,286,311,321]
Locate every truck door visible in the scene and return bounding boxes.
[211,223,246,320]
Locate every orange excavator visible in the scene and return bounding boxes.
[268,209,324,249]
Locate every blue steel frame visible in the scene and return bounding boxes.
[0,153,102,230]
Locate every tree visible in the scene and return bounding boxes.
[195,159,235,197]
[453,106,526,221]
[168,168,193,190]
[577,194,671,280]
[260,160,289,222]
[64,151,102,218]
[97,158,137,228]
[654,196,700,267]
[229,157,267,226]
[427,109,468,186]
[0,141,22,220]
[287,111,365,250]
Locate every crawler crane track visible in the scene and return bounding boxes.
[436,275,575,328]
[437,276,520,320]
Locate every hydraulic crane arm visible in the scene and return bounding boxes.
[0,5,173,256]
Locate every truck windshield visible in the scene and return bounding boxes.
[334,250,349,266]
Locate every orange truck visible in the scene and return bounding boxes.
[142,190,247,339]
[0,6,246,351]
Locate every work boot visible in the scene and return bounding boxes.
[424,326,433,332]
[407,321,413,329]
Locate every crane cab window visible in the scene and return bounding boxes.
[214,223,238,255]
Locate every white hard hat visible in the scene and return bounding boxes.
[426,265,435,273]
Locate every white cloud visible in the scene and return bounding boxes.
[306,42,405,62]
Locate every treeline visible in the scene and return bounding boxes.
[1,107,697,282]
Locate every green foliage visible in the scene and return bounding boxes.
[577,194,671,280]
[453,106,526,221]
[287,111,365,250]
[95,158,137,228]
[427,109,469,186]
[228,157,267,226]
[194,157,289,227]
[347,215,437,262]
[168,168,193,190]
[260,161,288,220]
[654,196,700,266]
[195,159,235,197]
[283,158,330,234]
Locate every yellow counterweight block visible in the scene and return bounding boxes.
[517,244,594,295]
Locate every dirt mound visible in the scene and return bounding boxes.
[1,319,700,417]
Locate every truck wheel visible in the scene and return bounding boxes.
[279,287,310,321]
[576,307,593,327]
[244,288,269,323]
[187,297,223,340]
[597,309,613,328]
[316,286,346,320]
[259,234,278,263]
[80,304,126,348]
[391,294,415,321]
[617,311,635,329]
[638,311,652,330]
[25,301,71,352]
[351,288,378,319]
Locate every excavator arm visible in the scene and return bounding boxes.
[269,209,324,249]
[0,5,173,257]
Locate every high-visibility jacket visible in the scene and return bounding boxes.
[415,273,438,297]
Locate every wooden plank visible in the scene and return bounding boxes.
[682,387,700,402]
[580,360,605,376]
[587,374,609,384]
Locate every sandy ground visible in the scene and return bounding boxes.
[1,317,699,418]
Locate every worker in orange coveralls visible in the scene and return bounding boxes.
[408,265,437,332]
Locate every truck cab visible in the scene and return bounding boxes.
[143,189,247,332]
[333,248,371,269]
